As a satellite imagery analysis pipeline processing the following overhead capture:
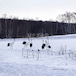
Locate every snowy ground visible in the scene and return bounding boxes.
[0,34,76,76]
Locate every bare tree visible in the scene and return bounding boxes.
[56,12,76,23]
[2,14,7,19]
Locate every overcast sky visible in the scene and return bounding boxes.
[0,0,76,21]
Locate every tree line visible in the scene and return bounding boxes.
[0,18,76,38]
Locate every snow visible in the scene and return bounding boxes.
[0,34,76,76]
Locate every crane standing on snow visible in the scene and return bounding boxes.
[7,38,15,50]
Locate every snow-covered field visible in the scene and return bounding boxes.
[0,34,76,76]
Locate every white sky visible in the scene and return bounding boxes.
[0,0,76,21]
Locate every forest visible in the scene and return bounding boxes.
[0,18,76,38]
